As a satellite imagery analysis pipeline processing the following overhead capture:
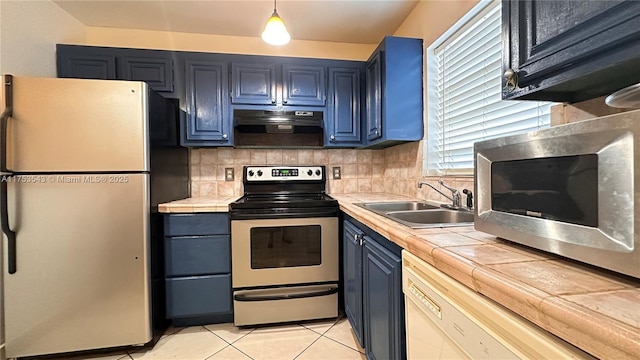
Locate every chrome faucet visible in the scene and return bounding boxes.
[418,179,461,209]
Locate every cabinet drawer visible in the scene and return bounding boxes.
[165,235,230,276]
[165,274,232,318]
[164,213,229,236]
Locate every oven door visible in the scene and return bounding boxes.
[231,217,339,288]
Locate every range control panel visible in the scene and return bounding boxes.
[245,166,324,181]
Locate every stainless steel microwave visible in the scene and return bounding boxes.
[474,109,640,279]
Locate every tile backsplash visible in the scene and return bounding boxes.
[189,143,473,204]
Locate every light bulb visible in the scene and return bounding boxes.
[262,11,290,45]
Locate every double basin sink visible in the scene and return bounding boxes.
[355,201,474,229]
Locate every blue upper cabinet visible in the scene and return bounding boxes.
[503,0,640,102]
[57,53,117,80]
[282,64,326,106]
[119,56,174,92]
[183,59,231,146]
[326,66,364,147]
[365,36,424,149]
[231,62,277,105]
[365,53,382,142]
[230,60,328,107]
[57,44,175,94]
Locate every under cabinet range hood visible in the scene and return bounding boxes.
[233,109,324,148]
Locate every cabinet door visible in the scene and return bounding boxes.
[184,60,230,144]
[282,64,326,106]
[363,236,403,360]
[343,220,365,348]
[57,54,117,80]
[326,67,362,146]
[503,0,640,102]
[120,56,174,92]
[365,53,382,141]
[231,62,277,105]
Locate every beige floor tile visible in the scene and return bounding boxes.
[130,326,227,360]
[323,317,365,353]
[41,350,131,360]
[232,324,320,360]
[296,337,365,360]
[204,322,254,344]
[300,317,340,335]
[206,345,253,360]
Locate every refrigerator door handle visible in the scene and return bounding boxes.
[2,74,13,172]
[1,74,17,274]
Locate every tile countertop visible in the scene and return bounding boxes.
[159,193,640,359]
[158,196,239,213]
[334,193,640,360]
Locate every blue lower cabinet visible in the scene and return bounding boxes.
[363,236,403,360]
[342,215,405,360]
[164,235,230,276]
[343,220,365,347]
[166,275,231,317]
[163,213,232,326]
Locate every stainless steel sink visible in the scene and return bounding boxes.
[354,201,473,228]
[386,209,474,228]
[355,201,439,213]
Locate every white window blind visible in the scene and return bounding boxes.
[425,0,553,176]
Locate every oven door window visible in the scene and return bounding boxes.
[250,225,321,269]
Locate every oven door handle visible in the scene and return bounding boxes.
[234,287,338,302]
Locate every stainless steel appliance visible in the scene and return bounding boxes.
[233,110,324,148]
[229,165,339,326]
[474,109,640,279]
[0,75,189,357]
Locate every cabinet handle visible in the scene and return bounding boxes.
[375,130,379,136]
[222,134,228,140]
[330,134,335,141]
[271,98,276,104]
[504,68,518,92]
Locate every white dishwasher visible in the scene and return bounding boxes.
[401,250,595,360]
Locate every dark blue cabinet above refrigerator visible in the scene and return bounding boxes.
[57,44,175,95]
[365,36,424,149]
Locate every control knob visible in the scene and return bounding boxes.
[315,169,321,176]
[307,169,313,176]
[257,170,263,177]
[248,170,255,177]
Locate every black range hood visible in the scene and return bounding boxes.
[233,109,324,148]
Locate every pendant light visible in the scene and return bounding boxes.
[261,0,291,45]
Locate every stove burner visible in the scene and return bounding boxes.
[229,165,338,220]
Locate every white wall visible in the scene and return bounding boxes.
[84,27,375,61]
[0,0,86,76]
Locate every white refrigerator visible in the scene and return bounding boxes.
[0,75,189,358]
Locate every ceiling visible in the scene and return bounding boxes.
[53,0,420,45]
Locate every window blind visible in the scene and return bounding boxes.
[426,0,553,176]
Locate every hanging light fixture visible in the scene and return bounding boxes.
[261,0,291,45]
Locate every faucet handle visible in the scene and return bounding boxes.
[463,189,473,209]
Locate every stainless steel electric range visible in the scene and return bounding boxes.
[229,165,339,326]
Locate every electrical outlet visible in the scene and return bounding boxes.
[225,168,234,181]
[332,167,341,180]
